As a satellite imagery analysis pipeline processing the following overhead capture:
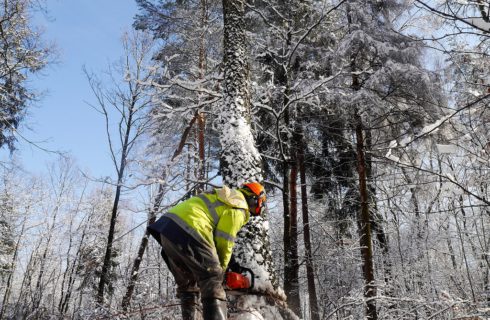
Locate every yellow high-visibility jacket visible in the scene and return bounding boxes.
[164,186,250,269]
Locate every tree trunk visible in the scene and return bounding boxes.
[33,201,62,311]
[122,106,206,310]
[283,162,292,290]
[365,130,391,297]
[278,25,299,315]
[121,186,163,311]
[197,0,208,192]
[218,1,302,318]
[59,185,87,316]
[220,0,262,185]
[355,116,377,320]
[349,18,377,315]
[0,219,26,319]
[60,223,88,315]
[197,111,206,190]
[221,0,285,305]
[286,156,301,316]
[97,105,134,305]
[96,173,123,305]
[14,242,39,317]
[58,221,74,314]
[297,128,320,320]
[454,202,477,302]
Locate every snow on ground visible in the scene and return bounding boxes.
[229,295,300,320]
[229,309,265,320]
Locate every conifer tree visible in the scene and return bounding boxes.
[220,2,296,319]
[0,0,51,150]
[330,0,444,317]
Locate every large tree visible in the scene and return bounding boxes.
[324,0,444,317]
[0,0,51,150]
[220,1,300,319]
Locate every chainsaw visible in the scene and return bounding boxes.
[224,267,255,295]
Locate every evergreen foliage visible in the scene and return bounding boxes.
[0,0,51,150]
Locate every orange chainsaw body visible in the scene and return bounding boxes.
[225,271,251,290]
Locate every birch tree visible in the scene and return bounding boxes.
[85,30,155,305]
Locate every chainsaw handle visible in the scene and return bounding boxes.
[227,255,242,273]
[239,267,255,289]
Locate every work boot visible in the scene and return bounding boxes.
[202,298,227,320]
[180,292,202,320]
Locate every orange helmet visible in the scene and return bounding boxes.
[240,182,266,216]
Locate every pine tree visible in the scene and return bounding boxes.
[329,0,444,317]
[0,0,51,150]
[244,1,344,315]
[220,0,288,311]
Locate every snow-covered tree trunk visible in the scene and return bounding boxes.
[220,0,261,186]
[220,0,296,318]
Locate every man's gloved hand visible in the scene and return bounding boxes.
[227,254,242,273]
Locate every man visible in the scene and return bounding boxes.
[148,182,266,320]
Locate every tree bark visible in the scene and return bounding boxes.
[97,104,134,305]
[33,196,64,311]
[121,188,161,311]
[283,162,292,291]
[297,128,320,320]
[221,0,285,305]
[59,184,87,316]
[121,109,202,310]
[365,130,391,298]
[355,116,377,320]
[0,219,26,319]
[197,0,208,192]
[286,155,301,316]
[60,218,90,315]
[197,111,206,190]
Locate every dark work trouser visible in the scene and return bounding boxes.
[159,231,226,301]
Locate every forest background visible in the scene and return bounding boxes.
[0,0,489,319]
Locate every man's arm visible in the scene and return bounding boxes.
[214,208,247,269]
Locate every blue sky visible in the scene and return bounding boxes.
[1,0,139,178]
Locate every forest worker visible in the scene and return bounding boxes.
[148,182,266,320]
